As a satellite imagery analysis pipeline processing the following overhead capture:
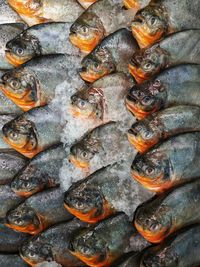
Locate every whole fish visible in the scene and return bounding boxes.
[80,28,139,82]
[77,0,97,9]
[129,30,200,83]
[6,188,73,234]
[131,132,200,192]
[11,144,65,197]
[64,162,152,223]
[112,252,141,267]
[5,22,82,67]
[123,0,150,10]
[128,105,200,153]
[0,254,28,267]
[0,0,23,24]
[0,223,30,252]
[131,0,200,48]
[125,64,200,120]
[20,219,87,267]
[141,225,200,267]
[0,23,25,69]
[2,105,63,158]
[134,179,200,243]
[69,213,136,267]
[70,0,137,53]
[8,0,84,26]
[0,55,82,111]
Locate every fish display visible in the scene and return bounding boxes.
[5,22,82,67]
[0,0,24,24]
[131,132,200,192]
[80,28,139,82]
[0,54,82,111]
[135,179,200,243]
[7,0,84,27]
[0,254,28,267]
[128,105,200,153]
[129,30,200,83]
[2,105,63,158]
[11,144,65,197]
[141,225,200,267]
[20,219,87,267]
[6,188,73,234]
[131,0,200,48]
[125,64,200,119]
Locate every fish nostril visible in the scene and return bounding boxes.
[68,241,75,252]
[128,128,137,136]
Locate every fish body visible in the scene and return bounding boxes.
[129,30,200,83]
[11,144,65,197]
[0,0,24,24]
[128,105,200,153]
[132,0,200,47]
[6,187,73,234]
[2,105,63,158]
[0,254,28,267]
[126,64,200,119]
[141,225,200,267]
[135,179,200,243]
[20,219,87,266]
[80,28,139,82]
[0,54,82,111]
[8,0,84,26]
[131,132,200,192]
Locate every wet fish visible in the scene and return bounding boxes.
[134,179,200,243]
[77,0,97,9]
[129,30,200,83]
[0,0,24,24]
[131,132,200,192]
[69,212,136,267]
[141,225,200,267]
[11,144,65,197]
[128,105,200,153]
[80,28,139,82]
[2,105,63,158]
[112,252,141,267]
[6,187,73,234]
[131,0,200,48]
[5,22,82,67]
[123,0,150,10]
[20,219,87,266]
[0,254,28,267]
[126,64,200,120]
[8,0,83,26]
[0,54,82,111]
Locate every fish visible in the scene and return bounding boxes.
[0,91,22,115]
[0,54,82,111]
[77,0,97,9]
[20,219,88,267]
[111,252,141,267]
[131,132,200,192]
[123,0,150,10]
[2,105,63,158]
[129,29,200,83]
[140,225,200,267]
[0,0,24,24]
[134,179,200,243]
[8,0,84,26]
[0,254,28,267]
[6,187,73,234]
[69,212,136,267]
[80,28,139,82]
[0,23,26,69]
[70,73,134,121]
[128,105,200,153]
[5,22,82,67]
[11,144,65,197]
[125,64,200,120]
[131,0,200,48]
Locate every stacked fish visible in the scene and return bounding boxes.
[0,0,199,266]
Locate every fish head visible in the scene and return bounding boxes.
[131,5,167,48]
[2,117,38,158]
[129,45,167,83]
[6,203,42,234]
[70,12,105,54]
[0,70,40,111]
[80,47,116,82]
[6,32,40,66]
[126,79,166,119]
[8,0,42,16]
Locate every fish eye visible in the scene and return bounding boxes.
[10,79,20,90]
[145,166,154,175]
[144,62,153,70]
[144,131,153,139]
[81,151,88,159]
[142,96,152,104]
[16,218,23,225]
[150,16,157,25]
[16,48,24,55]
[28,251,36,258]
[9,131,19,140]
[81,26,89,34]
[24,181,30,188]
[150,222,161,231]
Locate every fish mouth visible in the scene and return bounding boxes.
[127,132,153,153]
[11,188,35,197]
[125,97,153,120]
[69,155,90,170]
[129,63,149,83]
[80,70,103,83]
[69,105,93,119]
[123,0,141,10]
[5,50,29,67]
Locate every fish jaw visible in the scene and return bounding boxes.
[69,155,90,170]
[123,0,140,10]
[127,132,151,153]
[5,51,29,67]
[80,70,109,83]
[5,221,42,235]
[128,63,149,83]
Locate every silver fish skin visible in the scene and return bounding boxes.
[0,254,28,267]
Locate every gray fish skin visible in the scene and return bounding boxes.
[141,225,200,267]
[0,223,30,252]
[11,144,65,197]
[0,254,28,267]
[0,0,24,24]
[20,219,87,267]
